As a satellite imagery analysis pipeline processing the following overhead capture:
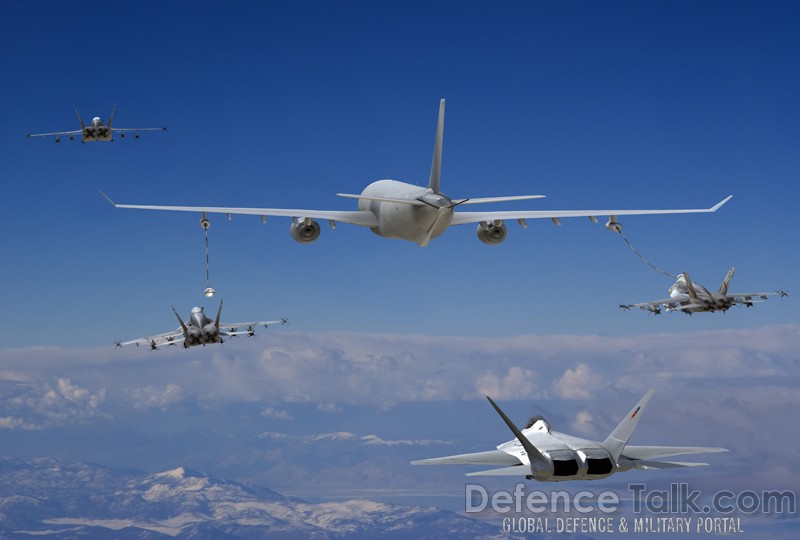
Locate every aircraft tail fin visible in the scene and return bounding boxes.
[171,306,190,334]
[428,99,445,194]
[683,273,699,300]
[719,266,735,295]
[602,389,655,462]
[214,298,224,329]
[486,396,549,473]
[73,106,85,129]
[108,105,117,128]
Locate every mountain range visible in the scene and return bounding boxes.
[0,457,510,539]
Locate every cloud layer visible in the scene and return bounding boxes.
[1,324,798,428]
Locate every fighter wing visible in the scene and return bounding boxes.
[623,446,728,460]
[631,461,712,470]
[728,291,786,304]
[111,127,167,133]
[27,130,83,139]
[100,192,379,228]
[116,328,185,349]
[466,465,529,476]
[621,294,688,313]
[450,196,732,225]
[220,319,287,336]
[411,449,522,467]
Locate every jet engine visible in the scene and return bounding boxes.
[185,327,202,345]
[605,215,622,232]
[290,217,321,244]
[203,323,219,342]
[476,220,507,245]
[582,448,615,478]
[546,449,581,478]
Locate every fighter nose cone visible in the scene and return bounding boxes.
[203,287,216,298]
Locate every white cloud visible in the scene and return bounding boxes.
[316,402,342,413]
[0,377,108,429]
[0,416,35,430]
[570,409,595,436]
[0,325,799,433]
[260,406,294,420]
[126,384,184,410]
[552,363,597,399]
[474,366,541,400]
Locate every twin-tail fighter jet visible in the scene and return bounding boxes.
[101,99,731,247]
[28,106,166,143]
[412,390,727,481]
[620,267,788,315]
[115,299,287,350]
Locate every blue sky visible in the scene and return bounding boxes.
[0,2,799,536]
[0,1,796,346]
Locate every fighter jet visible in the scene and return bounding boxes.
[620,267,788,315]
[28,106,166,143]
[115,299,287,350]
[412,390,727,481]
[101,99,731,247]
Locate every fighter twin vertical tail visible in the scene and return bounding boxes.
[214,298,224,329]
[602,389,655,462]
[428,99,445,194]
[683,273,700,300]
[486,396,549,474]
[73,106,85,129]
[108,105,117,128]
[171,306,190,334]
[719,267,735,295]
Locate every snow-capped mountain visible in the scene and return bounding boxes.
[0,457,505,539]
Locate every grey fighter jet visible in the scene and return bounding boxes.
[101,99,731,247]
[28,106,166,143]
[412,390,727,481]
[620,267,787,315]
[115,299,286,350]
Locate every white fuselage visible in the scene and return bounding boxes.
[358,180,453,243]
[668,280,732,313]
[182,307,221,346]
[499,420,620,481]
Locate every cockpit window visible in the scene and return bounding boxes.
[524,415,550,432]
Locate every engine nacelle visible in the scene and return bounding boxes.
[203,323,218,337]
[476,220,507,245]
[290,217,321,244]
[185,327,202,345]
[605,215,622,232]
[546,449,581,478]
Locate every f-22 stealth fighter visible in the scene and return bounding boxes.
[412,390,727,481]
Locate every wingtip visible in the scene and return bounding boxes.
[99,190,116,207]
[711,195,733,211]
